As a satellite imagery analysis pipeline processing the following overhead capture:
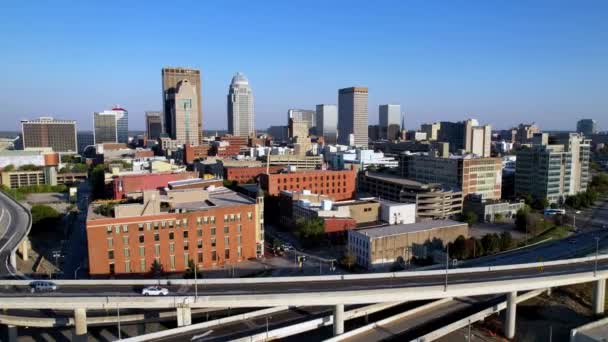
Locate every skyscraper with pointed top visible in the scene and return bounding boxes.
[227,72,255,138]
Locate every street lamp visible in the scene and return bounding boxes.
[74,263,82,280]
[194,263,198,300]
[595,236,600,277]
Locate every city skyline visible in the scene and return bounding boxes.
[0,2,606,132]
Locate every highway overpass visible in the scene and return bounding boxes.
[0,191,31,278]
[1,254,608,341]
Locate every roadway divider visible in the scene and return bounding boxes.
[409,288,547,342]
[230,301,411,342]
[0,307,224,328]
[1,254,608,287]
[322,298,453,342]
[119,306,289,342]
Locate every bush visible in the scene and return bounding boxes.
[30,204,61,234]
[2,164,15,172]
[295,218,325,247]
[460,210,478,227]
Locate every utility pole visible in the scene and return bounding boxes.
[595,236,600,276]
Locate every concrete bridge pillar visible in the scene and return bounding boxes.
[593,278,606,315]
[177,306,192,326]
[4,325,17,342]
[9,252,16,268]
[333,304,344,336]
[505,291,517,339]
[73,308,87,342]
[19,238,29,261]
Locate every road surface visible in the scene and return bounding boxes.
[0,191,30,278]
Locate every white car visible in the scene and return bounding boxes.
[282,243,295,251]
[141,286,169,296]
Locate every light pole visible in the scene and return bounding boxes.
[265,315,272,341]
[117,307,121,340]
[194,263,198,300]
[444,244,449,292]
[74,263,81,279]
[595,236,600,276]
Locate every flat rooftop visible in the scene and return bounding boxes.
[354,219,466,238]
[171,187,255,211]
[364,172,436,188]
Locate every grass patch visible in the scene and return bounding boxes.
[518,225,571,246]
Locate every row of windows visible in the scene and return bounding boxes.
[108,235,245,259]
[276,174,349,183]
[108,225,244,246]
[109,247,245,273]
[106,217,250,235]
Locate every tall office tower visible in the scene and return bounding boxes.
[470,125,492,157]
[77,131,94,154]
[168,80,200,145]
[437,119,490,157]
[162,67,203,143]
[515,143,573,204]
[145,111,163,140]
[287,109,316,135]
[514,123,540,144]
[378,104,401,140]
[21,117,77,152]
[420,122,440,141]
[316,104,338,144]
[576,119,598,136]
[553,133,591,194]
[227,72,254,138]
[93,107,129,144]
[338,87,368,146]
[288,117,309,140]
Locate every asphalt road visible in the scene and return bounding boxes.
[0,191,30,278]
[0,256,606,298]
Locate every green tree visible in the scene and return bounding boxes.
[481,233,500,254]
[499,232,513,251]
[460,210,478,227]
[2,164,15,172]
[515,206,531,232]
[295,218,325,247]
[71,163,88,173]
[341,250,356,270]
[91,164,106,199]
[30,204,61,234]
[19,164,41,171]
[184,259,196,279]
[532,197,549,210]
[150,259,164,278]
[449,235,468,259]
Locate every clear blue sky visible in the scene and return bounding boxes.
[0,1,606,132]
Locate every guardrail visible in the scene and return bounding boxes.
[0,253,606,286]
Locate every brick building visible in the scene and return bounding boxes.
[260,169,356,201]
[224,165,284,184]
[184,144,211,164]
[112,172,197,199]
[86,186,263,276]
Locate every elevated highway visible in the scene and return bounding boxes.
[0,191,31,278]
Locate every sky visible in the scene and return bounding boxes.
[0,1,606,132]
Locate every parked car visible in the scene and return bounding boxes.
[29,281,57,293]
[141,286,169,296]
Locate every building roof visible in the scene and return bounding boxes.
[354,219,466,239]
[171,187,255,210]
[364,172,437,189]
[231,72,249,86]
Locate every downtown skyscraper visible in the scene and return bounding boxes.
[93,107,128,144]
[316,104,338,144]
[378,104,401,140]
[227,72,254,138]
[338,87,368,146]
[162,67,203,144]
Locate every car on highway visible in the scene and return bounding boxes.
[282,243,295,251]
[29,281,57,293]
[141,286,169,296]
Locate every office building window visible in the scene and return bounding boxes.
[184,241,189,251]
[197,229,202,237]
[107,238,113,249]
[197,252,203,263]
[225,249,230,259]
[124,248,130,258]
[183,231,188,238]
[122,236,129,244]
[212,250,217,261]
[169,232,174,240]
[108,250,114,259]
[184,253,189,267]
[139,259,146,272]
[169,243,175,253]
[154,244,160,256]
[211,227,216,235]
[224,226,229,234]
[197,239,203,249]
[154,234,159,242]
[139,235,144,243]
[139,246,145,257]
[124,261,131,273]
[170,255,175,270]
[237,224,242,233]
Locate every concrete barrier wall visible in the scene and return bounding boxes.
[1,254,607,287]
[323,298,453,342]
[410,289,547,342]
[570,316,608,342]
[120,306,288,342]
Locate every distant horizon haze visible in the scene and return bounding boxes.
[0,1,606,132]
